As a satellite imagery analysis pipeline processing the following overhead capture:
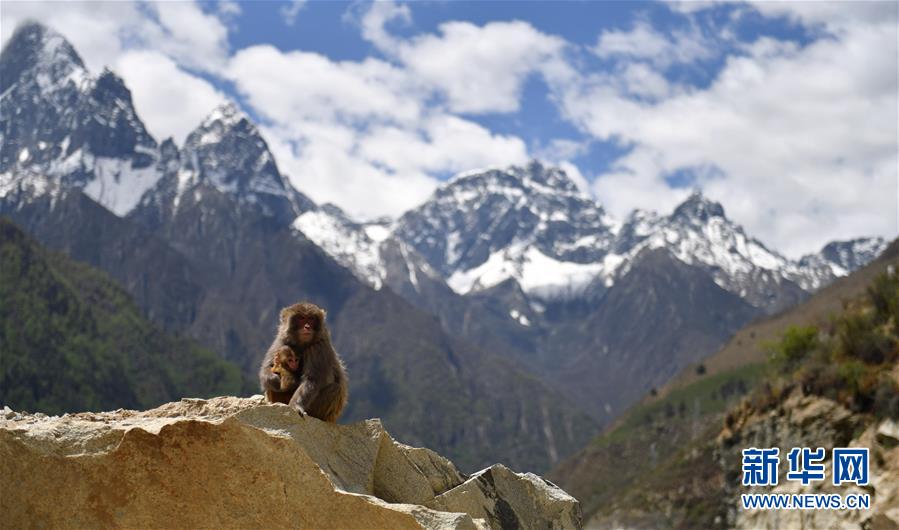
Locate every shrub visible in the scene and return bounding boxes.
[769,325,818,369]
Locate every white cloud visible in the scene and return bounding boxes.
[554,6,898,256]
[218,1,242,22]
[392,20,568,114]
[280,0,307,27]
[358,1,569,114]
[115,51,227,145]
[357,0,411,54]
[594,20,716,69]
[227,45,422,124]
[749,1,896,29]
[619,62,673,100]
[358,115,528,176]
[262,122,439,220]
[138,2,231,73]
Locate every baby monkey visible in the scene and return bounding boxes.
[271,346,300,391]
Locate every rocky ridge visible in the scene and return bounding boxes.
[0,396,582,529]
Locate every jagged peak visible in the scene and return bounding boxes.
[799,236,889,271]
[184,101,262,150]
[90,67,132,101]
[442,159,586,199]
[0,21,87,94]
[670,189,726,222]
[159,137,178,152]
[199,101,247,130]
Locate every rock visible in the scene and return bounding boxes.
[429,464,583,530]
[0,396,581,529]
[876,419,899,448]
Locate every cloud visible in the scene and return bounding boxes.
[358,1,569,114]
[553,5,897,256]
[262,121,439,220]
[392,20,568,114]
[594,19,716,69]
[357,115,528,175]
[217,1,242,22]
[280,0,307,27]
[115,51,227,145]
[356,0,411,54]
[227,45,423,124]
[137,2,231,73]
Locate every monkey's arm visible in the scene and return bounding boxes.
[258,354,283,393]
[261,371,284,392]
[288,379,319,415]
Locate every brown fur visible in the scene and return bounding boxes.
[259,302,349,422]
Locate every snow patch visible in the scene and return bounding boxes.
[509,309,531,327]
[363,224,390,243]
[448,245,605,300]
[292,210,384,289]
[82,157,161,216]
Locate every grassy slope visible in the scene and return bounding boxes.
[1,217,248,414]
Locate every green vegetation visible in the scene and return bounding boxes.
[0,218,248,415]
[762,272,899,419]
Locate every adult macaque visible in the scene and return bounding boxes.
[259,302,348,422]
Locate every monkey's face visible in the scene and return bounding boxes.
[282,351,299,371]
[293,315,320,344]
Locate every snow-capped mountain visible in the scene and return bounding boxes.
[596,193,888,309]
[291,204,390,288]
[297,162,887,314]
[387,164,884,310]
[799,237,888,278]
[600,192,811,310]
[392,161,618,299]
[0,22,160,216]
[132,102,313,227]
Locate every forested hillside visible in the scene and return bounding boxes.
[0,218,248,414]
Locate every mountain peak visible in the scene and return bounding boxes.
[0,21,86,94]
[511,159,584,196]
[798,236,889,277]
[446,160,585,200]
[186,102,261,151]
[199,102,248,130]
[177,101,299,222]
[671,190,725,222]
[91,68,132,103]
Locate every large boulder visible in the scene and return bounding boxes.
[0,396,582,529]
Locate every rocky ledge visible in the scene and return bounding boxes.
[0,396,582,529]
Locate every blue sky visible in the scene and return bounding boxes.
[2,1,897,257]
